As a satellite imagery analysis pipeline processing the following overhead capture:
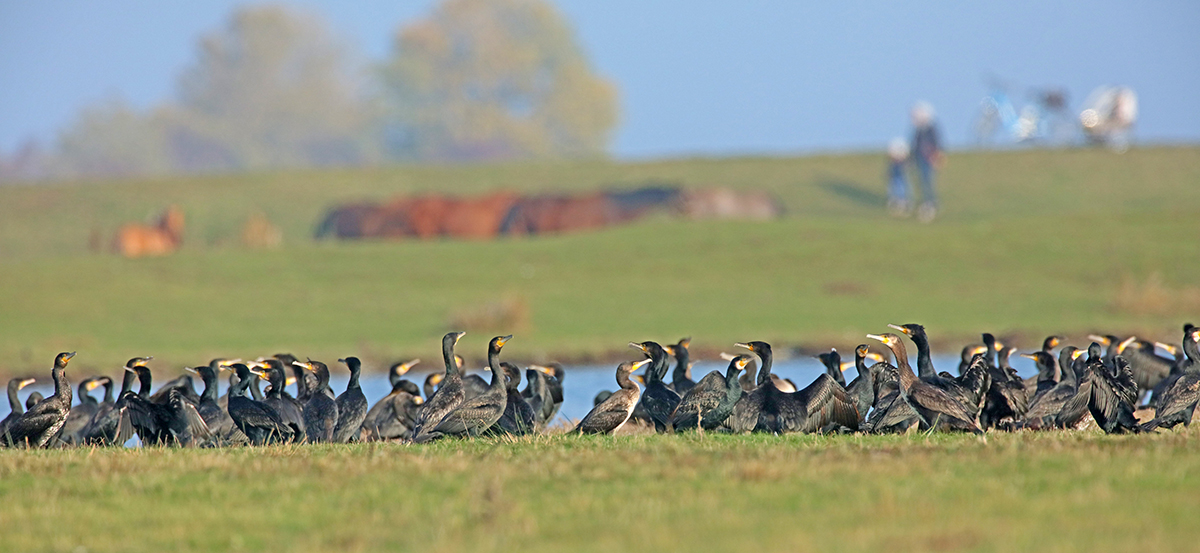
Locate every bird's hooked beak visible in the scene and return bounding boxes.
[866,334,888,345]
[1155,342,1179,356]
[1072,349,1087,360]
[529,365,554,376]
[62,352,77,363]
[249,369,268,379]
[887,324,911,336]
[865,352,885,363]
[18,378,35,390]
[632,359,652,371]
[85,379,104,391]
[1117,336,1138,354]
[184,367,198,374]
[1088,334,1110,345]
[629,342,648,352]
[494,335,512,348]
[430,373,444,385]
[412,396,424,405]
[292,360,315,372]
[662,345,676,355]
[719,352,738,361]
[398,359,420,374]
[285,376,296,386]
[1019,353,1037,361]
[453,332,466,345]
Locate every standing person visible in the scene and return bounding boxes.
[910,101,944,223]
[886,137,910,217]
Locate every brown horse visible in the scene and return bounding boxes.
[112,205,184,258]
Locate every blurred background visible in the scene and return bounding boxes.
[0,1,1197,376]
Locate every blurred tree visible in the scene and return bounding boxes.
[172,5,378,171]
[379,0,618,161]
[55,99,174,178]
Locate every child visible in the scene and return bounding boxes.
[886,137,910,217]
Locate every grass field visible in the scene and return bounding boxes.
[2,430,1199,552]
[1,147,1198,374]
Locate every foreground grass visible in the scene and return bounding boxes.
[2,430,1198,552]
[1,147,1197,372]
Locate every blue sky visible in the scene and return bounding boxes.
[1,1,1197,158]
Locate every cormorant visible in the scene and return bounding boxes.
[956,344,987,376]
[186,360,236,436]
[491,362,537,436]
[0,377,36,441]
[593,390,613,407]
[1084,344,1140,434]
[1114,336,1176,398]
[25,392,44,410]
[361,359,422,441]
[890,324,988,417]
[148,373,200,406]
[532,363,566,421]
[1022,349,1060,404]
[3,352,75,448]
[79,361,144,446]
[731,341,857,434]
[522,367,555,426]
[671,354,749,431]
[1141,326,1200,431]
[630,341,681,433]
[575,360,649,434]
[414,335,511,442]
[423,372,444,401]
[258,360,306,442]
[868,334,982,434]
[61,376,111,445]
[1147,324,1198,407]
[844,345,882,424]
[665,338,696,396]
[979,334,1028,429]
[863,362,920,434]
[274,353,316,402]
[333,357,369,443]
[118,359,211,446]
[1018,348,1088,430]
[295,359,338,443]
[817,349,846,387]
[410,331,468,442]
[462,369,490,400]
[227,363,294,445]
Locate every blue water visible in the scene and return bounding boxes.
[2,354,1033,425]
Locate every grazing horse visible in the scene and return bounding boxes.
[112,205,184,258]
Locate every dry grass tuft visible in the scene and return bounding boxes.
[1110,272,1200,316]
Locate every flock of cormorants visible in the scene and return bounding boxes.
[2,323,1197,448]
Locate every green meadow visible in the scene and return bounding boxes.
[2,430,1199,552]
[1,147,1197,373]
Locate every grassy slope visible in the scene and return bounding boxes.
[0,147,1197,372]
[2,431,1199,552]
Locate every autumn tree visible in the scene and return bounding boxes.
[378,0,618,161]
[171,5,377,171]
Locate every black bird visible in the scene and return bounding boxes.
[61,376,111,445]
[258,360,306,442]
[490,362,537,436]
[332,357,369,443]
[1115,336,1178,400]
[1019,348,1089,430]
[186,360,237,437]
[227,363,294,445]
[24,392,44,409]
[630,341,681,433]
[890,324,988,417]
[275,353,316,402]
[415,335,512,442]
[593,390,613,407]
[0,377,36,441]
[665,338,696,396]
[534,362,566,421]
[295,359,338,443]
[361,359,422,441]
[79,361,146,446]
[575,360,649,434]
[1084,344,1140,434]
[1141,327,1200,431]
[522,367,555,427]
[671,354,749,431]
[410,331,468,442]
[1022,350,1061,404]
[863,362,921,434]
[868,334,982,434]
[731,341,857,434]
[979,334,1028,429]
[148,373,200,406]
[118,359,211,446]
[1147,324,1199,408]
[462,369,491,400]
[423,372,444,402]
[3,352,75,448]
[816,349,846,387]
[845,345,886,425]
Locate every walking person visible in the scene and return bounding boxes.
[886,137,910,217]
[910,101,944,223]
